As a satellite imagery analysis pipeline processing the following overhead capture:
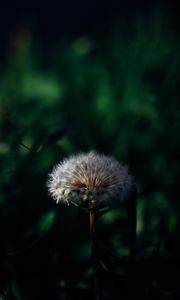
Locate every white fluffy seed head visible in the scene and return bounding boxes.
[47,151,135,209]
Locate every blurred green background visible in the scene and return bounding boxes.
[0,1,180,299]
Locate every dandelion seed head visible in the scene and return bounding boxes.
[47,151,135,209]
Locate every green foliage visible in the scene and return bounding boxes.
[0,11,180,300]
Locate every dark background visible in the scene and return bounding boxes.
[0,1,180,299]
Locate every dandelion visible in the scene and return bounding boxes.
[47,150,135,210]
[47,151,136,299]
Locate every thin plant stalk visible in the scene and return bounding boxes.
[129,195,137,263]
[127,188,137,295]
[89,204,101,300]
[89,208,95,235]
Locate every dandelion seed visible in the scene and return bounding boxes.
[47,151,135,209]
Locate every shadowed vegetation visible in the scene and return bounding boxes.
[0,5,180,299]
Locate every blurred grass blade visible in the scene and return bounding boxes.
[8,210,56,256]
[35,128,68,152]
[37,210,56,234]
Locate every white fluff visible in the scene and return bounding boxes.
[47,151,135,208]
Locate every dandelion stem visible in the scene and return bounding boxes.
[89,208,95,235]
[89,207,101,300]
